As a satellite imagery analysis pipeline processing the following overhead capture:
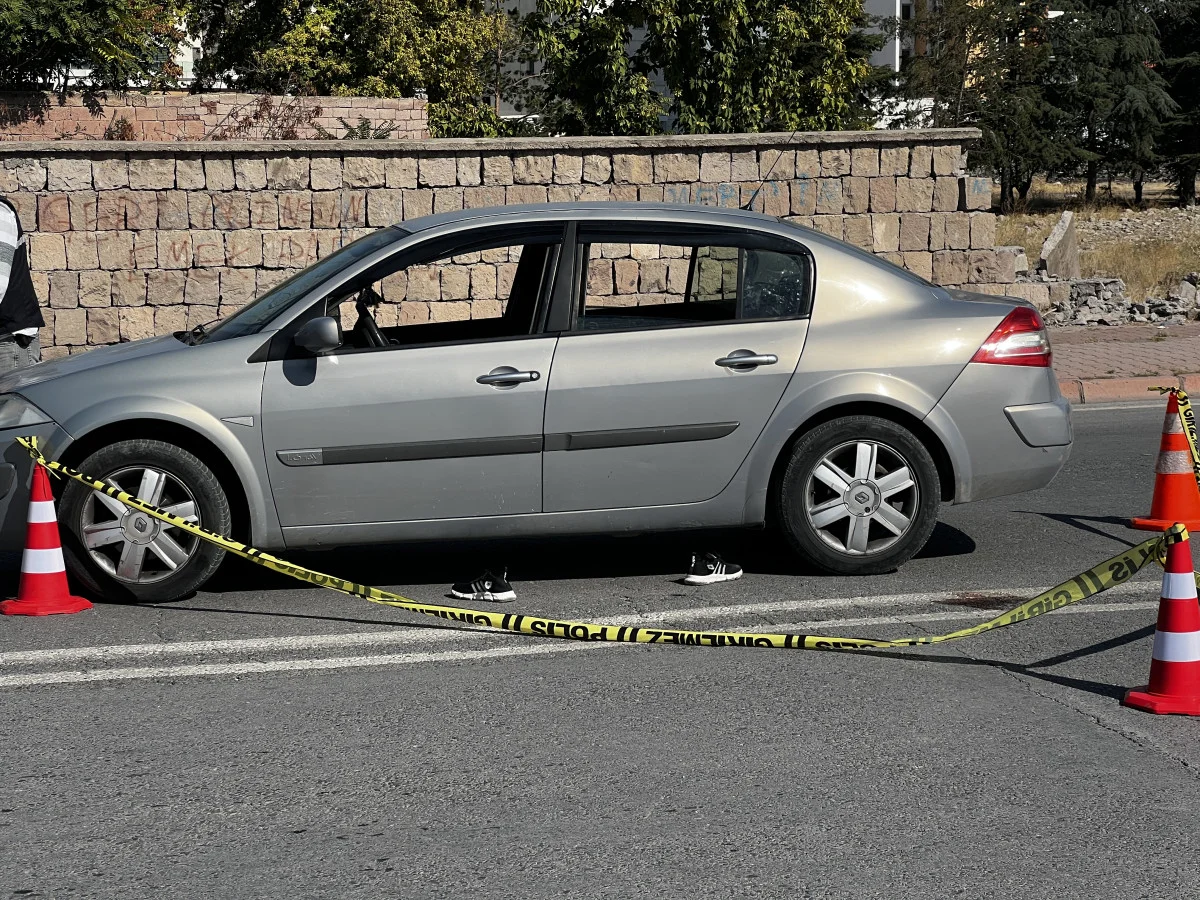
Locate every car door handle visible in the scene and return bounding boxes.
[477,368,541,386]
[715,351,779,369]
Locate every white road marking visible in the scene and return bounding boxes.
[768,601,1160,632]
[0,642,629,688]
[0,589,1166,688]
[1071,401,1167,412]
[0,581,1164,668]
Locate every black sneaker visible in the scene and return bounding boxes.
[450,569,516,602]
[683,552,743,585]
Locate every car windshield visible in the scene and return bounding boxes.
[195,227,406,343]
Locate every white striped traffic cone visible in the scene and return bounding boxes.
[1130,392,1200,531]
[0,465,92,616]
[1124,531,1200,715]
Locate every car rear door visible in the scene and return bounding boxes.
[541,221,812,512]
[259,223,565,531]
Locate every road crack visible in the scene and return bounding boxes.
[895,615,1200,777]
[1000,665,1199,777]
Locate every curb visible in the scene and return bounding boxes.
[1059,373,1200,404]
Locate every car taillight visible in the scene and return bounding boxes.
[970,306,1052,367]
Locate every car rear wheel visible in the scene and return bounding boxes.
[59,439,231,603]
[778,416,940,575]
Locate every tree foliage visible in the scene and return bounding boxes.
[640,0,878,133]
[893,0,1197,208]
[892,0,1068,210]
[520,0,664,135]
[1157,0,1200,204]
[521,0,879,135]
[187,0,507,136]
[0,0,185,92]
[1050,0,1177,201]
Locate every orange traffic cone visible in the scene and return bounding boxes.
[1124,532,1200,715]
[1130,392,1200,531]
[0,466,91,616]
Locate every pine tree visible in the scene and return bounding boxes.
[1050,0,1177,203]
[1157,0,1200,205]
[893,0,1069,211]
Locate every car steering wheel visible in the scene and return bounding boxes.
[354,289,387,348]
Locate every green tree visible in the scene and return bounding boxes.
[187,0,507,136]
[0,0,185,92]
[520,0,879,136]
[520,0,664,135]
[639,0,879,133]
[1157,0,1200,205]
[1050,0,1177,203]
[893,0,1069,211]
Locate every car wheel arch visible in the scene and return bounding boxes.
[56,418,254,547]
[760,401,957,529]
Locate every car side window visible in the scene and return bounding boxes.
[320,229,561,351]
[576,236,810,333]
[742,249,810,320]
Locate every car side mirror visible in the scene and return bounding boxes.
[294,316,342,354]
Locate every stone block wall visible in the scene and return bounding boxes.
[0,93,429,142]
[0,129,1021,358]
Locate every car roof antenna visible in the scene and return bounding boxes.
[742,125,803,213]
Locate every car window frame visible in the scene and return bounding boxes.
[556,221,816,338]
[203,226,408,345]
[258,222,570,361]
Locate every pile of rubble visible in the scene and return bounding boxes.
[1040,277,1131,326]
[1039,273,1200,326]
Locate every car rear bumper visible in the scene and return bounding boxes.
[925,363,1072,504]
[1005,398,1072,447]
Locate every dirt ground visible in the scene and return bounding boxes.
[993,178,1200,303]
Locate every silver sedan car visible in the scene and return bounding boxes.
[0,203,1071,601]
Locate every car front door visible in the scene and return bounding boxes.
[541,222,813,512]
[259,224,564,531]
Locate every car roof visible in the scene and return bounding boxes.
[394,201,933,291]
[398,202,794,234]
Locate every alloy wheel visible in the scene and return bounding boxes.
[79,466,201,584]
[804,440,919,556]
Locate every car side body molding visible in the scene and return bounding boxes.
[275,422,740,466]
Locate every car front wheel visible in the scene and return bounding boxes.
[778,415,940,575]
[59,439,231,603]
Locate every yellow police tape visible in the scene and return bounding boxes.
[16,436,1188,652]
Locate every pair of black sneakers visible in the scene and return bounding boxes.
[450,552,742,603]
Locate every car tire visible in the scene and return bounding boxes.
[58,439,231,603]
[777,416,940,575]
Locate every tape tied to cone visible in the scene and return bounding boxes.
[1131,389,1200,531]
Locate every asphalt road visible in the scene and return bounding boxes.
[3,402,1199,899]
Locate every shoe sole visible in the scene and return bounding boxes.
[450,589,516,603]
[682,570,744,585]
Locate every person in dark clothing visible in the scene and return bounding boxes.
[0,196,45,372]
